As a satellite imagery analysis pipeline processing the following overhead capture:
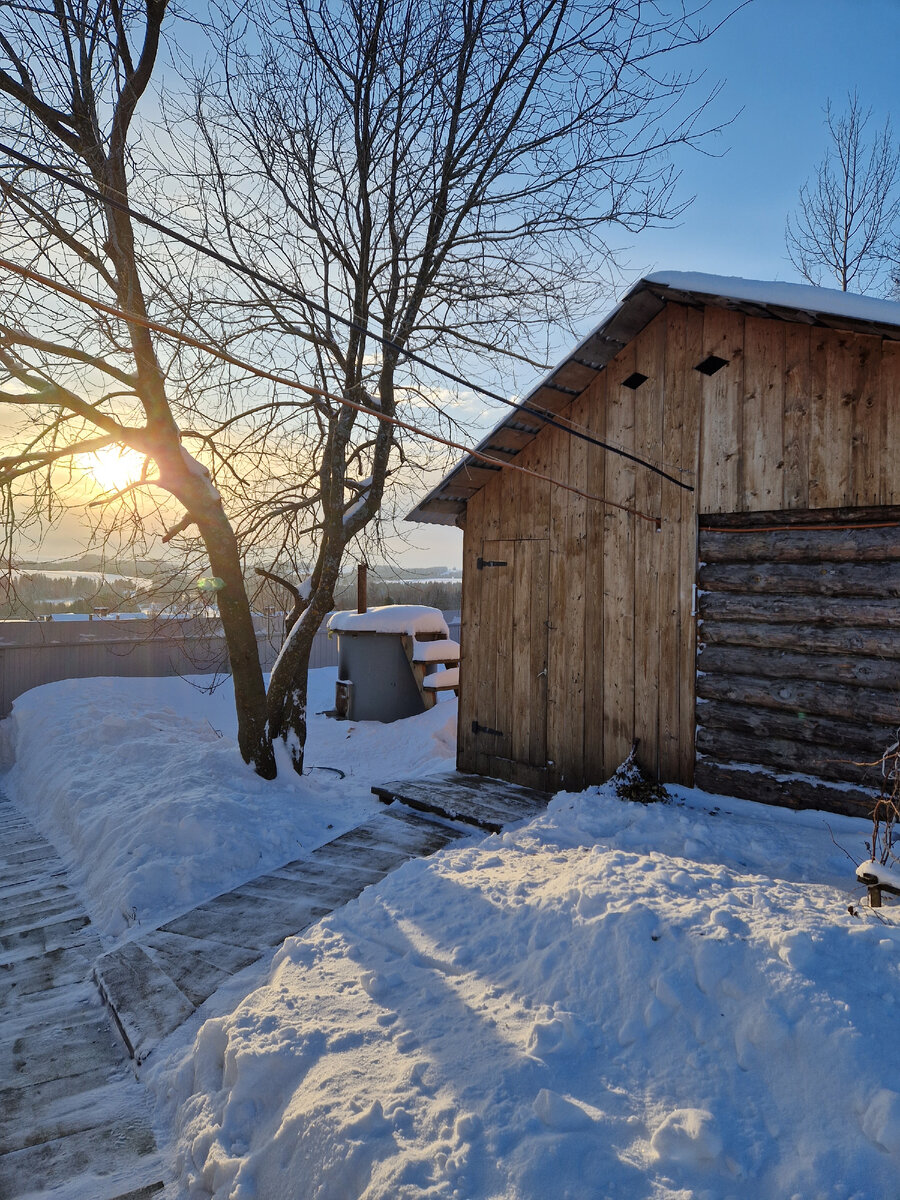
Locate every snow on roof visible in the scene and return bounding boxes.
[647,271,900,328]
[327,604,449,637]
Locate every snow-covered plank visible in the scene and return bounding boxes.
[0,945,99,1006]
[0,795,164,1198]
[0,912,92,962]
[140,931,259,1009]
[423,666,459,689]
[94,807,465,1061]
[0,1114,160,1200]
[412,638,460,663]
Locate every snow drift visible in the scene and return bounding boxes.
[160,782,900,1199]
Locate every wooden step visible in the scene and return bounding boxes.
[373,771,552,833]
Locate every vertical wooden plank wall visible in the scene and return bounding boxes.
[459,307,699,789]
[458,300,900,791]
[698,316,899,513]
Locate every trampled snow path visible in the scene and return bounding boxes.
[0,792,164,1200]
[94,804,467,1065]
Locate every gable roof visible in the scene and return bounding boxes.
[408,271,900,526]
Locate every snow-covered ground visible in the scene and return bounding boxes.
[0,669,455,941]
[155,782,900,1200]
[2,670,898,1198]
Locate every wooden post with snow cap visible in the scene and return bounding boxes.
[357,562,367,614]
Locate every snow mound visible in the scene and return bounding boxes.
[158,781,900,1199]
[650,1108,723,1167]
[1,669,456,939]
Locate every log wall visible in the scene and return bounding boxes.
[695,512,900,815]
[459,300,900,801]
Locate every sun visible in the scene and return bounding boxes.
[79,446,147,493]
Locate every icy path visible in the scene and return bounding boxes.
[0,793,165,1199]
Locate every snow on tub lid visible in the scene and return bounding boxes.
[327,604,449,637]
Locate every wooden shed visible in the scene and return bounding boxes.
[408,272,900,816]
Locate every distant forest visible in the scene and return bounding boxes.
[2,564,461,621]
[1,572,147,618]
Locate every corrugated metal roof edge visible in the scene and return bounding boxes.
[406,274,900,526]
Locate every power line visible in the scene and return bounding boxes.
[0,253,662,526]
[0,139,693,493]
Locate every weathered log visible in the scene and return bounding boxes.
[694,759,875,818]
[697,697,893,754]
[696,671,900,725]
[697,644,900,688]
[699,593,898,626]
[699,620,900,659]
[694,726,882,786]
[698,560,900,597]
[699,504,900,531]
[700,524,900,564]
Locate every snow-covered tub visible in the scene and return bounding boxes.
[326,605,450,722]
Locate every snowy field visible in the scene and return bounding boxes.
[2,670,899,1198]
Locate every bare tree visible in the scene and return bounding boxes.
[786,92,900,293]
[0,0,276,775]
[171,0,736,771]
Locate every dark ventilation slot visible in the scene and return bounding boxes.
[694,355,729,376]
[621,372,649,390]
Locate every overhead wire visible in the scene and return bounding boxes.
[0,139,693,492]
[0,254,662,526]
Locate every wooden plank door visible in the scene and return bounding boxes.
[471,538,549,789]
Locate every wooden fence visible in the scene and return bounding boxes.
[0,613,460,718]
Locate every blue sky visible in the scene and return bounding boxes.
[406,0,900,566]
[628,0,900,281]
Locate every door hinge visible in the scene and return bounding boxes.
[472,720,504,737]
[477,557,508,570]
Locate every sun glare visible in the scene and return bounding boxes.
[80,446,147,493]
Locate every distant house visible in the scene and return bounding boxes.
[408,272,900,816]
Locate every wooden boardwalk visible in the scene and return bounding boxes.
[1,775,542,1195]
[372,771,552,833]
[94,804,466,1065]
[0,794,164,1200]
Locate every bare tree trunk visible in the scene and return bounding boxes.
[267,534,344,771]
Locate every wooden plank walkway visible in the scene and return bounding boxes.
[94,804,466,1065]
[372,771,552,833]
[0,794,165,1200]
